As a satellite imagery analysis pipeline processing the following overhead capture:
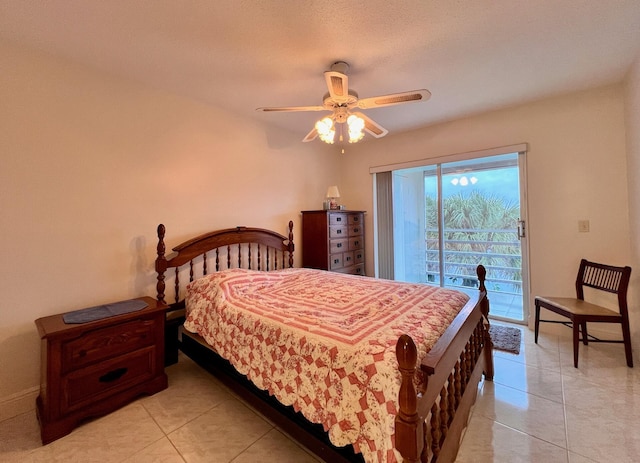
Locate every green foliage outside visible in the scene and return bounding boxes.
[425,191,522,293]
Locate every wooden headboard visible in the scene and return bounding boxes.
[155,221,295,309]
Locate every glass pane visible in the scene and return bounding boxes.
[392,152,525,322]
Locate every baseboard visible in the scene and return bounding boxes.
[0,386,38,423]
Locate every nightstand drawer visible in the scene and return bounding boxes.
[62,319,156,372]
[63,347,156,413]
[330,239,348,253]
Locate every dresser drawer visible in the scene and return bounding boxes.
[354,249,364,264]
[328,213,348,226]
[351,264,365,275]
[348,214,363,225]
[349,225,363,236]
[62,346,156,413]
[329,253,343,270]
[335,264,365,276]
[348,236,363,250]
[330,238,348,254]
[329,226,348,239]
[342,251,355,266]
[62,319,156,372]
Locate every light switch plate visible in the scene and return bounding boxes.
[578,220,590,233]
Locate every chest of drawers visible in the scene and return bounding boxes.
[301,210,365,275]
[35,296,168,444]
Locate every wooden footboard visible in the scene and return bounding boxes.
[396,265,493,463]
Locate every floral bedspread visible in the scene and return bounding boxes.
[184,268,469,463]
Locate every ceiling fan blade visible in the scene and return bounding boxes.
[356,89,431,109]
[302,127,318,142]
[353,112,388,138]
[324,71,349,103]
[256,105,326,112]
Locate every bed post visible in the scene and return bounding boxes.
[395,334,423,463]
[156,224,167,304]
[477,264,494,380]
[287,220,295,268]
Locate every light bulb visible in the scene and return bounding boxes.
[347,114,365,143]
[315,117,335,144]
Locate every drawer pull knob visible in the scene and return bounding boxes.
[337,243,342,248]
[99,367,128,383]
[336,217,342,222]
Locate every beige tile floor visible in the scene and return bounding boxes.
[1,325,638,462]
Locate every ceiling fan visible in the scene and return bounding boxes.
[256,61,431,145]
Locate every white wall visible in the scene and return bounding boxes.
[625,54,640,353]
[341,85,631,331]
[0,40,341,419]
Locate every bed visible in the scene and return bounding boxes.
[155,221,493,463]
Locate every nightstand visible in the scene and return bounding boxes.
[35,296,168,444]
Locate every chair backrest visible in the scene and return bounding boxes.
[575,259,632,315]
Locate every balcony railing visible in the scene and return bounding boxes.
[424,227,522,295]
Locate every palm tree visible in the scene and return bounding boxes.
[426,191,521,292]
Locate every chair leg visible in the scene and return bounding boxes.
[572,322,580,368]
[621,318,634,368]
[581,321,588,345]
[534,302,540,344]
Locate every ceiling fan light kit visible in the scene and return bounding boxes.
[257,61,431,148]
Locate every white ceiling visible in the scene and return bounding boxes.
[2,0,640,143]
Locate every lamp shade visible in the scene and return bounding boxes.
[326,186,340,198]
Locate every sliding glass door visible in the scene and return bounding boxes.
[390,151,528,323]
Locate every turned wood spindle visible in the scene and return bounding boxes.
[430,402,441,459]
[257,244,262,270]
[439,386,449,440]
[454,361,462,408]
[447,373,456,425]
[174,267,179,304]
[155,224,167,304]
[287,220,294,268]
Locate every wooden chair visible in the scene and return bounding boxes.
[534,259,633,368]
